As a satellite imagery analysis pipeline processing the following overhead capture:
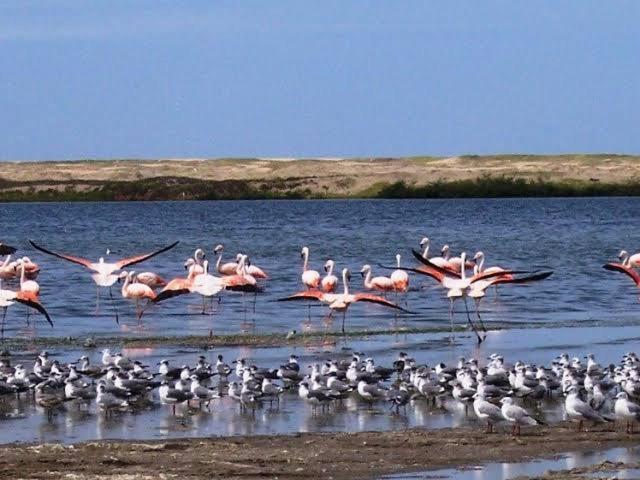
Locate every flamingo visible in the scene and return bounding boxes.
[152,263,199,304]
[190,260,225,313]
[603,261,640,296]
[468,269,553,338]
[0,280,53,338]
[405,250,530,343]
[300,246,320,290]
[214,245,238,276]
[236,254,268,279]
[321,260,338,293]
[16,259,50,328]
[135,272,167,289]
[278,268,412,333]
[440,245,474,273]
[0,256,15,281]
[29,239,178,321]
[185,249,206,275]
[619,250,640,269]
[119,271,156,320]
[390,254,409,293]
[472,251,511,297]
[360,265,395,294]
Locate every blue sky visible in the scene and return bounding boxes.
[1,1,639,160]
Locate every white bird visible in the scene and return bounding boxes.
[614,392,640,434]
[500,397,539,436]
[565,386,608,431]
[473,393,504,433]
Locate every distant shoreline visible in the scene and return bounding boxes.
[1,155,640,201]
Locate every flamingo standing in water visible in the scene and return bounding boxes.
[29,239,178,322]
[390,254,409,293]
[119,271,156,320]
[440,245,474,273]
[0,279,53,338]
[236,253,268,279]
[12,257,40,280]
[321,260,338,293]
[214,245,238,276]
[278,268,412,333]
[300,247,320,289]
[360,265,394,295]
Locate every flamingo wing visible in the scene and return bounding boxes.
[603,262,640,286]
[411,249,461,278]
[493,271,553,285]
[14,294,53,327]
[277,290,324,302]
[469,269,532,284]
[378,263,444,283]
[29,240,93,269]
[153,287,191,304]
[0,244,17,256]
[353,293,415,313]
[116,241,180,269]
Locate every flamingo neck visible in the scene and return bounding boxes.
[477,255,485,272]
[327,263,334,276]
[363,269,372,288]
[342,270,350,295]
[396,255,401,268]
[203,260,209,275]
[302,251,309,271]
[422,242,429,259]
[460,255,467,281]
[216,252,222,269]
[121,275,130,297]
[19,262,26,287]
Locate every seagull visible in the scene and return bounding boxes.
[159,380,194,415]
[500,397,539,436]
[614,392,640,434]
[565,386,609,431]
[473,393,504,433]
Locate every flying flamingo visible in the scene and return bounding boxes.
[321,260,338,293]
[213,245,238,276]
[300,247,320,289]
[403,250,530,343]
[390,254,410,293]
[360,265,395,294]
[619,250,640,268]
[29,239,178,322]
[119,271,156,320]
[0,280,53,338]
[16,258,51,328]
[278,268,412,333]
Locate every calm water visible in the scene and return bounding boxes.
[1,198,640,445]
[0,197,638,338]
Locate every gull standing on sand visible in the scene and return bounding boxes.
[500,397,539,436]
[473,393,504,433]
[614,392,640,433]
[564,386,608,431]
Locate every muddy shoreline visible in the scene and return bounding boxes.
[0,424,637,479]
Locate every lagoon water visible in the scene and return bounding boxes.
[1,198,640,445]
[0,197,639,338]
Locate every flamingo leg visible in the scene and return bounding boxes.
[0,306,6,341]
[463,297,482,344]
[474,298,488,335]
[253,291,257,313]
[341,311,346,334]
[201,295,206,315]
[108,287,119,325]
[449,299,455,342]
[95,287,100,314]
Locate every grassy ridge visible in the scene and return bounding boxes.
[1,175,640,201]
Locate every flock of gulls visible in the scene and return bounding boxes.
[0,236,569,343]
[1,348,640,437]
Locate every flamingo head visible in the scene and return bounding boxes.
[117,271,129,282]
[324,259,334,272]
[619,250,629,260]
[359,264,371,276]
[300,246,309,258]
[419,237,429,247]
[214,244,224,254]
[441,245,450,255]
[235,253,243,262]
[195,249,205,261]
[343,268,351,282]
[473,251,484,262]
[184,258,195,270]
[395,253,401,265]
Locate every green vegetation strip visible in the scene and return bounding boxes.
[2,175,640,202]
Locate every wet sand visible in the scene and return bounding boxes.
[1,424,637,479]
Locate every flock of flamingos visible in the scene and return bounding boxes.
[0,238,640,343]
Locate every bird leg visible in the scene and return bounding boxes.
[108,287,119,325]
[341,312,346,334]
[449,299,455,343]
[95,287,100,315]
[463,297,483,344]
[474,298,489,335]
[0,307,6,341]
